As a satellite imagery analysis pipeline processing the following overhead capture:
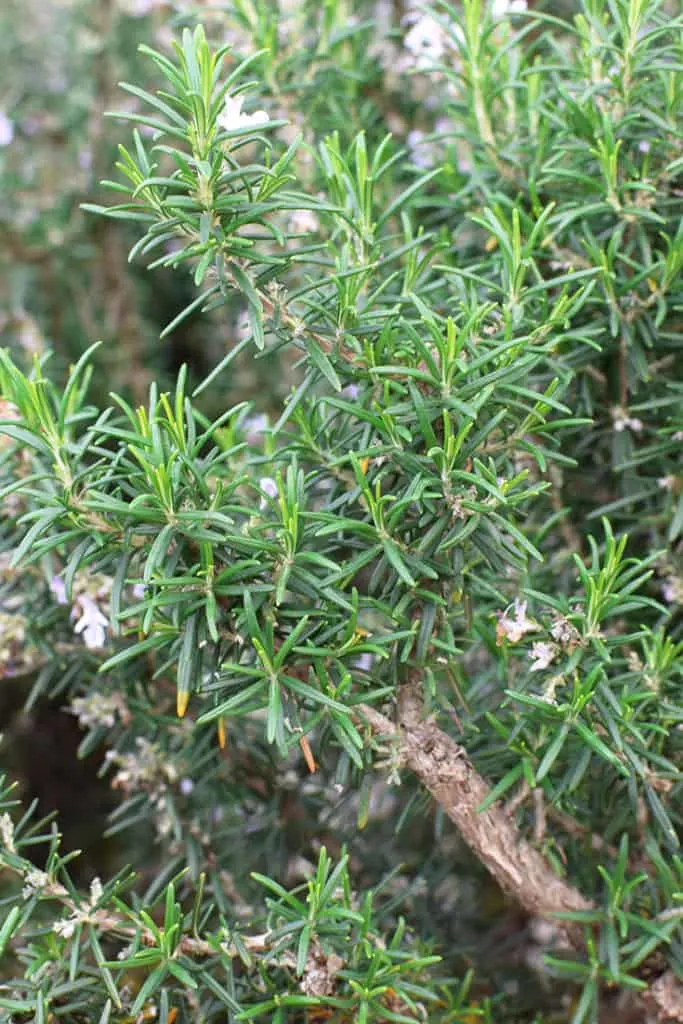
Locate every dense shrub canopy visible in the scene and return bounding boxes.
[0,1,682,1022]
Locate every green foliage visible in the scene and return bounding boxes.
[0,1,682,1021]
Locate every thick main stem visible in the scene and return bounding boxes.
[360,688,683,1020]
[359,694,592,940]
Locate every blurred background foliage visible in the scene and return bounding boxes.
[0,0,579,412]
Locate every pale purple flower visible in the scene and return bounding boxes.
[638,140,651,154]
[529,642,559,672]
[243,413,269,444]
[179,778,194,795]
[258,476,279,510]
[354,652,375,672]
[407,130,436,169]
[0,112,14,147]
[50,575,68,605]
[53,917,78,939]
[662,577,683,605]
[403,13,449,68]
[22,867,49,899]
[71,693,120,729]
[496,598,538,644]
[550,617,580,647]
[72,594,108,650]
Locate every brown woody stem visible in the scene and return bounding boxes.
[359,688,592,945]
[359,684,683,1021]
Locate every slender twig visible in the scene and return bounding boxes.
[8,873,270,960]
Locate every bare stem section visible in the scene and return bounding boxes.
[360,693,592,937]
[360,686,683,1023]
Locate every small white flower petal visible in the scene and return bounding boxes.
[0,112,14,147]
[354,652,375,672]
[529,642,558,672]
[258,476,279,510]
[73,594,109,650]
[492,0,527,16]
[50,575,68,605]
[496,598,538,644]
[218,93,269,133]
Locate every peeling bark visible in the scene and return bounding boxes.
[359,689,679,1021]
[359,698,593,944]
[644,972,683,1023]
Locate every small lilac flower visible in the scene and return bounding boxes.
[662,577,683,605]
[402,13,458,69]
[407,130,436,169]
[72,594,108,650]
[496,598,538,644]
[49,575,68,605]
[354,652,375,672]
[244,413,269,445]
[550,617,580,647]
[53,917,77,939]
[638,140,651,154]
[258,476,279,510]
[0,112,14,147]
[529,641,559,672]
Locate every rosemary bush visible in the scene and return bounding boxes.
[1,1,682,1021]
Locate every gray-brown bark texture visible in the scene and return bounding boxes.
[359,685,683,1023]
[359,697,592,932]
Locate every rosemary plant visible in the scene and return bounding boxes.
[0,1,681,1021]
